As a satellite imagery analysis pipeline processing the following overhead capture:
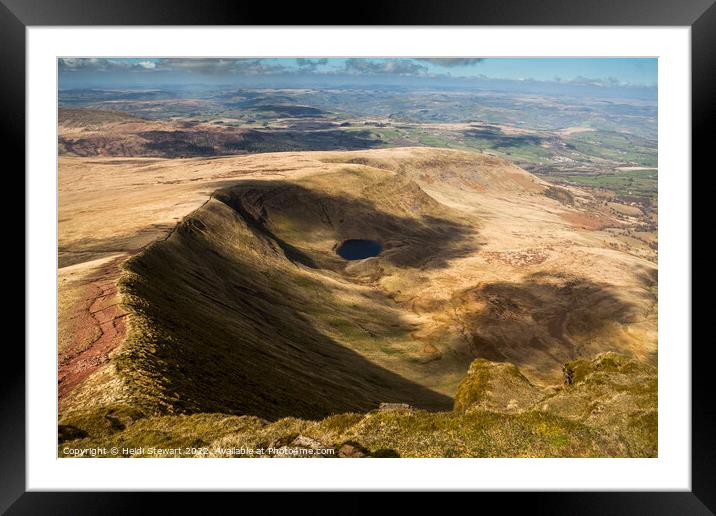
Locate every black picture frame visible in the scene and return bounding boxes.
[4,0,710,513]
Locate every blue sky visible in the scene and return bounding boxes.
[59,57,657,89]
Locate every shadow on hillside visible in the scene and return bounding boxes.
[214,180,478,271]
[133,128,383,157]
[456,271,654,378]
[463,127,545,148]
[61,125,385,158]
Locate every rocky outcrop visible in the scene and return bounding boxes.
[453,359,543,414]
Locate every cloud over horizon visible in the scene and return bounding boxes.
[296,58,329,71]
[343,58,428,75]
[58,57,656,89]
[59,58,157,72]
[60,57,485,76]
[415,58,485,67]
[60,58,288,75]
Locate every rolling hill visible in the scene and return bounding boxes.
[58,107,380,158]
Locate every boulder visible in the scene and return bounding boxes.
[338,442,369,458]
[378,402,412,412]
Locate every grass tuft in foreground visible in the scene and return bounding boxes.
[59,352,656,458]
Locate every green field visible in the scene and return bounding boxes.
[566,131,657,167]
[556,169,657,199]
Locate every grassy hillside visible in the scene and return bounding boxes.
[59,352,656,457]
[58,108,142,127]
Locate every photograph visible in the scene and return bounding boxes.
[56,56,659,459]
[6,3,708,506]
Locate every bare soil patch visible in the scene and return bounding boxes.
[58,256,127,406]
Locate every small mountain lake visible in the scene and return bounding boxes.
[336,239,382,260]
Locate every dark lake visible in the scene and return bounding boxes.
[336,239,382,260]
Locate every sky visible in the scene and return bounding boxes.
[58,57,657,92]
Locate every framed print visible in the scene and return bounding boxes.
[5,0,712,512]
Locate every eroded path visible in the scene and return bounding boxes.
[58,256,127,406]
